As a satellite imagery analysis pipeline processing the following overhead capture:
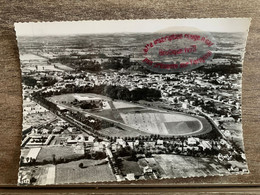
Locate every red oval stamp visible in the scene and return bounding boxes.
[141,30,216,73]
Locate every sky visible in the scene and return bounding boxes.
[14,18,251,36]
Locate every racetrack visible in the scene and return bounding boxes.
[48,93,212,137]
[120,112,204,136]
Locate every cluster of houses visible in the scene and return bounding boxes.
[23,60,241,130]
[111,136,234,157]
[34,68,241,124]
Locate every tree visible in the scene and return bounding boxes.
[180,137,185,153]
[52,154,56,165]
[30,177,37,184]
[145,151,152,158]
[79,163,84,168]
[20,156,24,166]
[22,76,37,87]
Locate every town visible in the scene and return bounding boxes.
[17,33,248,185]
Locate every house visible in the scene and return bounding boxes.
[111,143,117,152]
[127,141,134,149]
[219,139,232,149]
[66,136,77,145]
[182,101,189,109]
[74,143,85,155]
[143,166,153,173]
[156,139,163,145]
[67,134,85,145]
[136,154,145,159]
[187,137,199,145]
[67,127,77,133]
[228,166,240,172]
[85,135,95,145]
[219,116,235,122]
[92,142,104,152]
[53,127,62,134]
[199,140,212,150]
[217,153,232,161]
[75,134,85,142]
[187,146,199,152]
[125,173,135,181]
[115,174,125,182]
[134,140,139,146]
[116,138,126,147]
[223,130,231,137]
[144,141,156,148]
[19,174,31,185]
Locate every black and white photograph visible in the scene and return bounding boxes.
[14,18,251,185]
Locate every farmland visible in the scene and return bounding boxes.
[55,159,116,184]
[152,154,228,178]
[36,146,84,163]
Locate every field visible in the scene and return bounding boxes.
[55,159,116,184]
[120,159,143,177]
[47,94,78,104]
[26,148,41,159]
[18,164,55,185]
[20,53,73,72]
[53,62,74,71]
[113,101,142,109]
[152,154,228,178]
[36,146,84,162]
[22,99,57,131]
[22,111,56,130]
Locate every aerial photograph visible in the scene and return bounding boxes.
[15,19,250,185]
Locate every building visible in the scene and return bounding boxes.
[187,137,200,145]
[125,173,135,181]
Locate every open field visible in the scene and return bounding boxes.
[23,99,57,131]
[121,159,143,177]
[113,101,142,109]
[36,146,84,162]
[55,159,116,184]
[20,54,47,61]
[18,164,55,185]
[152,154,228,178]
[53,63,74,71]
[48,94,78,104]
[20,53,73,72]
[22,111,56,131]
[22,64,63,72]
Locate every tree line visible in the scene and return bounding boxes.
[38,84,161,102]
